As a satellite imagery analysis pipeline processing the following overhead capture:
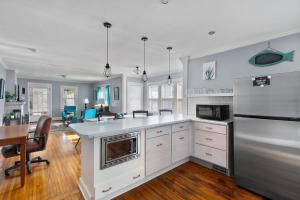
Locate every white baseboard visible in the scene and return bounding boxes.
[52,116,62,121]
[78,178,94,200]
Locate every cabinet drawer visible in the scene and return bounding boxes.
[172,122,189,132]
[194,130,226,150]
[146,134,171,176]
[193,122,226,134]
[194,143,227,168]
[146,125,171,139]
[172,130,189,163]
[95,168,144,199]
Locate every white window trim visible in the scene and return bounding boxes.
[60,86,78,109]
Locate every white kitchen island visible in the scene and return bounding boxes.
[70,114,232,200]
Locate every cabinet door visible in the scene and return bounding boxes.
[146,134,171,176]
[172,130,190,163]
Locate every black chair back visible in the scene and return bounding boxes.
[159,109,173,115]
[133,110,149,118]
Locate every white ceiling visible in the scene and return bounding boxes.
[0,0,299,82]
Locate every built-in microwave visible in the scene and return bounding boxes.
[196,104,229,121]
[101,131,140,169]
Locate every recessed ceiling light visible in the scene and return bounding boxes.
[208,31,216,35]
[161,0,168,4]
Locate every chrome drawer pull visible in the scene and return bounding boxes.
[156,143,163,147]
[205,138,213,141]
[205,152,212,156]
[156,130,163,133]
[102,187,112,193]
[205,127,213,130]
[179,126,184,128]
[132,174,141,179]
[179,137,185,140]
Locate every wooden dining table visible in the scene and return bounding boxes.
[0,124,29,187]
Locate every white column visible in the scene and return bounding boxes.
[121,73,128,113]
[179,56,190,115]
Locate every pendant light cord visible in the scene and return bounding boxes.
[143,40,146,71]
[168,48,171,75]
[106,26,109,64]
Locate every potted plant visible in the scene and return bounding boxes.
[5,91,16,102]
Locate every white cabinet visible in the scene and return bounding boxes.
[95,168,144,199]
[172,122,189,132]
[146,125,171,139]
[193,122,229,169]
[193,122,226,134]
[194,130,226,151]
[172,130,189,163]
[146,133,171,176]
[194,143,227,168]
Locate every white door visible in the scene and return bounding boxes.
[28,83,52,122]
[127,82,143,114]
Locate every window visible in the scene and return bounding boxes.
[147,79,183,114]
[127,82,143,113]
[148,85,159,113]
[61,86,78,108]
[176,81,183,114]
[161,84,174,110]
[104,85,110,106]
[32,88,49,115]
[96,85,110,106]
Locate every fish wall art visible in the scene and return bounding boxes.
[249,42,295,67]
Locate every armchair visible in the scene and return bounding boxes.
[82,108,97,121]
[61,106,77,124]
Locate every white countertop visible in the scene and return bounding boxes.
[69,114,232,138]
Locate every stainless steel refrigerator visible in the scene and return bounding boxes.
[233,71,300,200]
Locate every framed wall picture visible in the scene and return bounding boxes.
[114,87,119,100]
[203,61,216,80]
[0,79,5,99]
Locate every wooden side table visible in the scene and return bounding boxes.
[0,125,29,187]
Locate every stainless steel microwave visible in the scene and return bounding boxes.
[101,131,140,169]
[196,104,229,121]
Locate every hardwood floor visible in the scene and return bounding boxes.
[0,132,263,200]
[114,162,264,200]
[0,132,83,200]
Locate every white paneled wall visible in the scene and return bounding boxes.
[187,96,233,117]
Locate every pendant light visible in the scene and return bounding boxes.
[103,22,112,78]
[133,66,141,75]
[167,46,172,85]
[141,37,148,82]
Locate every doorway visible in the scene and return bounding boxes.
[28,83,52,122]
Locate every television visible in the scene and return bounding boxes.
[0,79,5,99]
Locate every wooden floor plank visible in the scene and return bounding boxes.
[0,132,263,200]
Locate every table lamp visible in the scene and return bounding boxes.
[83,98,89,109]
